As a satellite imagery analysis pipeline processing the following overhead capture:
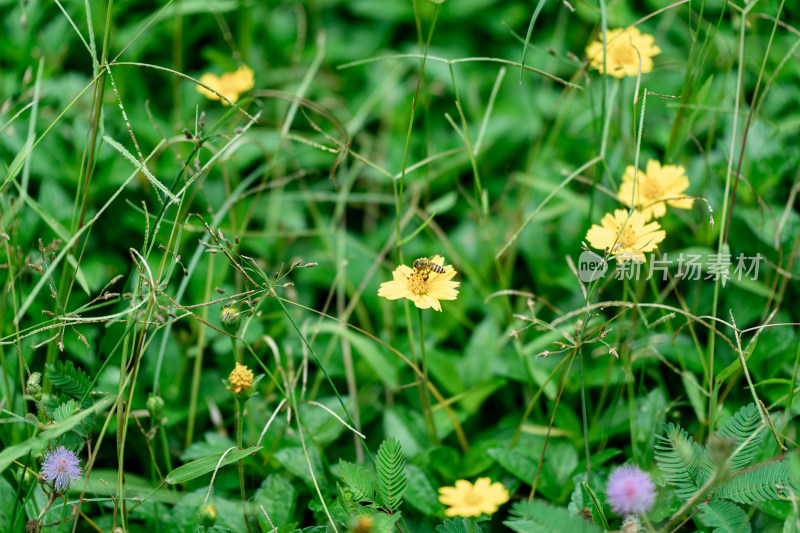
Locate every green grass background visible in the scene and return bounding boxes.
[1,0,799,531]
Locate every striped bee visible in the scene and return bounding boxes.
[413,255,446,277]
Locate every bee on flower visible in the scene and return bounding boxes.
[378,254,459,312]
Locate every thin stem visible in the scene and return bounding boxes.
[236,397,253,533]
[417,308,439,445]
[578,346,592,483]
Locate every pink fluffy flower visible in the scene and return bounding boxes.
[40,446,82,492]
[606,465,656,515]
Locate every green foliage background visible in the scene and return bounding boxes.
[1,0,799,531]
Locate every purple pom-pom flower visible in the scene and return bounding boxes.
[40,446,82,492]
[606,465,656,516]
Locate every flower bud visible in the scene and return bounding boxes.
[198,503,217,527]
[221,306,240,332]
[226,362,254,394]
[146,395,164,420]
[26,372,42,401]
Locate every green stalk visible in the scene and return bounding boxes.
[186,254,215,448]
[236,397,253,533]
[417,308,438,445]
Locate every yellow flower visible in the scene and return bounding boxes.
[378,255,459,312]
[197,65,255,105]
[438,478,509,518]
[585,209,666,262]
[618,160,693,220]
[227,362,254,393]
[585,27,661,78]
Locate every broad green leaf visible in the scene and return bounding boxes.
[254,474,296,532]
[487,447,536,485]
[165,446,261,484]
[273,446,326,490]
[403,463,442,516]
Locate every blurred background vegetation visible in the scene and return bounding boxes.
[1,0,799,531]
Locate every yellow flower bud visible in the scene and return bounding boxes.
[199,503,217,527]
[227,362,254,394]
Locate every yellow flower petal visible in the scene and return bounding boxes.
[438,478,509,518]
[378,255,459,311]
[586,27,661,78]
[197,65,254,105]
[618,160,693,220]
[585,209,666,262]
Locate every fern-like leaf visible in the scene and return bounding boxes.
[503,500,602,533]
[46,360,91,401]
[713,461,799,504]
[376,437,407,513]
[654,423,710,500]
[715,403,765,472]
[339,460,376,504]
[53,399,78,423]
[436,518,482,533]
[697,500,751,533]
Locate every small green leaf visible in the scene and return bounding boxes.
[339,460,375,503]
[436,517,482,533]
[376,437,407,513]
[53,399,78,423]
[165,446,261,484]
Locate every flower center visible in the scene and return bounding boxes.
[612,43,636,66]
[623,480,638,498]
[614,222,636,247]
[463,489,484,507]
[641,179,662,201]
[407,268,430,295]
[57,459,67,472]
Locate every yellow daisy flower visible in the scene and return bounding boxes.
[227,362,254,393]
[438,478,509,518]
[585,27,661,78]
[585,209,666,262]
[197,65,255,105]
[618,160,693,220]
[377,255,459,312]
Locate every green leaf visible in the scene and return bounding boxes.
[274,446,326,490]
[53,399,78,423]
[713,461,799,504]
[487,447,536,485]
[654,423,710,501]
[502,499,602,533]
[371,512,402,533]
[339,460,375,503]
[165,446,261,484]
[403,463,442,516]
[436,518,482,533]
[254,474,296,532]
[181,432,237,461]
[46,360,92,402]
[697,500,751,533]
[681,371,707,424]
[376,437,407,513]
[714,403,766,472]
